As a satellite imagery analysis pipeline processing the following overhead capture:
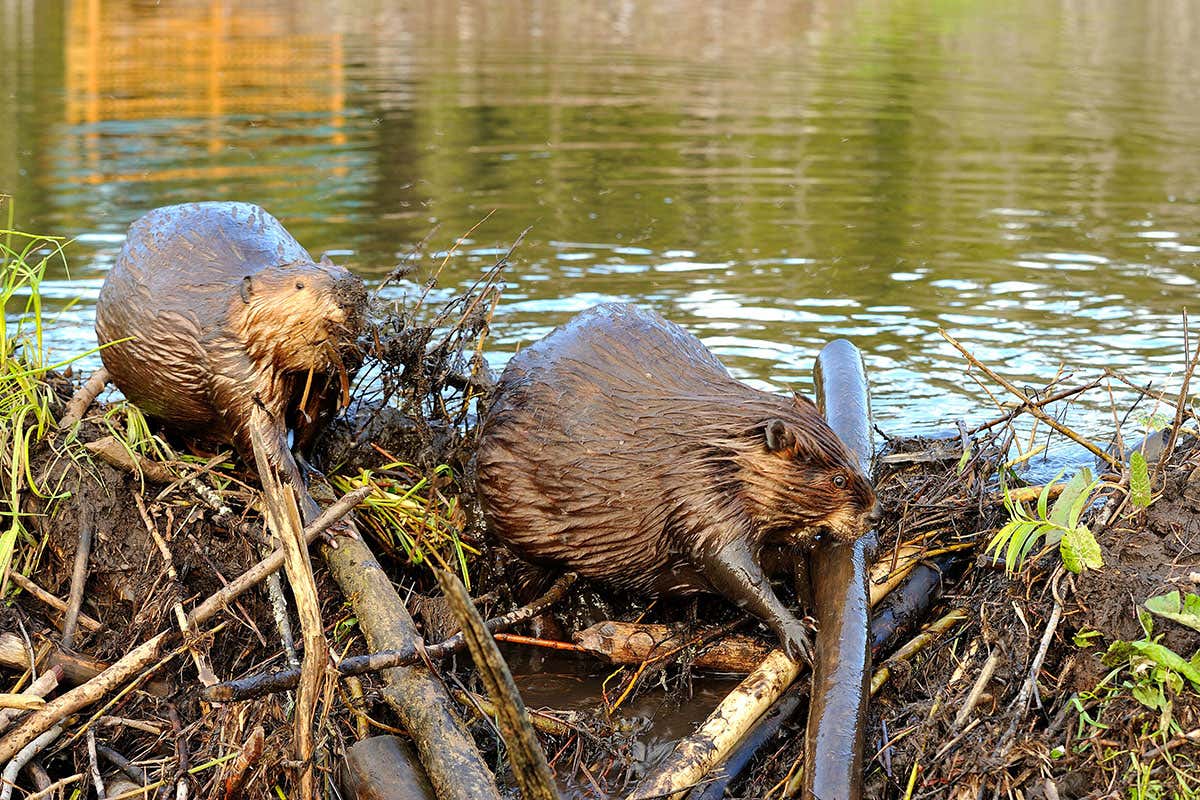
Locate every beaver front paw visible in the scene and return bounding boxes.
[776,617,814,665]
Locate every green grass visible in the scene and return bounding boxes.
[0,213,94,587]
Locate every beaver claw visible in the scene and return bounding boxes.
[778,619,815,665]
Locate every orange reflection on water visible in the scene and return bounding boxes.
[63,0,348,184]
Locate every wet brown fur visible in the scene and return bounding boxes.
[476,302,877,597]
[95,203,366,492]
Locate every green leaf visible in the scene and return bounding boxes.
[1060,524,1103,574]
[1144,591,1200,634]
[1105,639,1200,689]
[956,442,972,475]
[1073,629,1101,648]
[1131,680,1166,711]
[1049,468,1094,529]
[1129,451,1152,508]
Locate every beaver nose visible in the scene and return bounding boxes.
[867,502,884,526]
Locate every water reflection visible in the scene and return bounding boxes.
[3,0,1200,456]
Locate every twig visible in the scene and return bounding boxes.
[96,744,152,791]
[941,330,1119,468]
[168,704,189,800]
[134,495,217,686]
[1157,310,1200,476]
[999,570,1067,753]
[9,573,103,633]
[188,485,374,625]
[0,725,63,800]
[220,725,264,800]
[59,367,110,429]
[968,378,1102,434]
[954,649,1000,728]
[205,572,577,702]
[870,609,968,695]
[60,510,95,651]
[86,728,106,800]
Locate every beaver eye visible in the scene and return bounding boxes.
[295,281,305,290]
[833,474,847,489]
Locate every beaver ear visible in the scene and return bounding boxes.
[791,391,818,412]
[764,419,798,454]
[240,276,253,304]
[319,253,334,267]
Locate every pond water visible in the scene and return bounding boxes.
[4,0,1200,471]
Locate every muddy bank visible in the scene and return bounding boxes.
[3,282,1199,798]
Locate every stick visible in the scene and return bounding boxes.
[968,378,1102,434]
[0,632,170,764]
[134,495,217,687]
[8,573,103,633]
[869,609,968,695]
[322,535,501,800]
[59,367,110,429]
[60,510,96,651]
[205,572,576,702]
[188,485,374,625]
[0,666,61,735]
[954,649,1001,728]
[86,728,106,800]
[941,330,1119,468]
[1157,311,1200,476]
[627,651,803,800]
[0,725,63,800]
[436,568,559,800]
[250,416,327,799]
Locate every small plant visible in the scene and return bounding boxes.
[331,461,477,588]
[987,468,1104,573]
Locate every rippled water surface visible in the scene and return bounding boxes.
[4,0,1200,456]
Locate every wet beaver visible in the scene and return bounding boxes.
[476,303,880,662]
[95,202,367,521]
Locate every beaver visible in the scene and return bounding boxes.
[95,202,367,521]
[475,303,880,662]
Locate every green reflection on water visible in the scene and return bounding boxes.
[2,0,1199,440]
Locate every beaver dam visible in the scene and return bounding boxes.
[2,229,1199,800]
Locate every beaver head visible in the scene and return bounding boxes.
[234,260,367,374]
[721,394,879,544]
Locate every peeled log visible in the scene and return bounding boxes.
[573,621,773,673]
[806,338,876,800]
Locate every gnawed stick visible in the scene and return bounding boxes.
[204,572,576,702]
[436,568,559,800]
[0,666,61,735]
[322,536,501,800]
[59,367,110,429]
[870,609,968,695]
[250,415,327,799]
[627,650,803,800]
[0,632,169,764]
